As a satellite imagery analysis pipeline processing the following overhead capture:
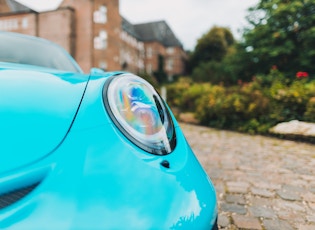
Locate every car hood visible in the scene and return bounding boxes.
[0,68,88,175]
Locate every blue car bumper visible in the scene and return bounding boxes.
[0,76,217,229]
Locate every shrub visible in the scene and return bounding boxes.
[195,85,227,128]
[304,97,315,122]
[192,61,222,83]
[180,83,212,111]
[166,77,193,108]
[268,79,310,122]
[195,82,270,133]
[166,73,315,135]
[138,72,159,89]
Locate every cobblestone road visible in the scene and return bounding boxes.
[181,123,315,230]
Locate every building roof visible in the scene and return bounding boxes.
[8,0,63,12]
[5,0,31,12]
[122,19,182,48]
[121,17,141,40]
[134,20,182,47]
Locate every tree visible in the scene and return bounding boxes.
[241,0,315,78]
[189,26,235,71]
[188,26,236,83]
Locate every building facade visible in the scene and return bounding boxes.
[0,0,186,80]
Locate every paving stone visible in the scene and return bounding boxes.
[221,162,237,170]
[238,165,255,171]
[181,123,315,230]
[249,196,273,207]
[277,168,292,174]
[220,225,238,230]
[226,181,250,194]
[208,168,224,180]
[308,202,315,211]
[302,192,315,202]
[249,206,277,219]
[282,184,306,193]
[263,219,294,230]
[300,175,315,182]
[277,209,306,223]
[254,182,281,190]
[220,203,247,215]
[225,194,246,205]
[298,224,315,230]
[277,189,301,201]
[251,187,275,198]
[274,199,305,212]
[295,168,313,175]
[213,181,225,196]
[232,214,262,230]
[307,215,315,223]
[218,213,230,228]
[290,179,309,187]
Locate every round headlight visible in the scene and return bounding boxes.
[103,74,176,155]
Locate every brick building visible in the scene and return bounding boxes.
[0,0,186,80]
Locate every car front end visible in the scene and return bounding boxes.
[0,31,218,229]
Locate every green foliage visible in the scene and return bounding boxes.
[191,61,222,83]
[138,71,159,89]
[168,0,315,134]
[166,78,212,112]
[166,77,193,109]
[269,78,310,122]
[166,73,315,134]
[188,26,235,82]
[195,82,270,132]
[186,0,315,85]
[191,26,234,65]
[241,0,315,77]
[191,49,240,85]
[304,97,315,122]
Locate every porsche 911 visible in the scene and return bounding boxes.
[0,31,218,229]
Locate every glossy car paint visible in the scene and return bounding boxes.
[0,33,217,229]
[0,64,88,175]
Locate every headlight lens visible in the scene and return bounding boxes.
[103,74,176,155]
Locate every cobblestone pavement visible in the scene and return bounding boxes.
[180,123,315,230]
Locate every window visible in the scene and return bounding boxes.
[138,60,144,70]
[99,60,107,70]
[147,64,152,74]
[166,58,173,71]
[0,19,19,31]
[94,30,107,50]
[166,47,174,55]
[93,5,107,24]
[21,18,28,29]
[147,47,152,58]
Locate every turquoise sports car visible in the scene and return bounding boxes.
[0,31,218,229]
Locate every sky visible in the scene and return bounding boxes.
[120,0,259,50]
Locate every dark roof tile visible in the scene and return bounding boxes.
[122,19,182,48]
[5,0,31,12]
[121,17,141,40]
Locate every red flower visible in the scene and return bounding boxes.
[296,71,309,78]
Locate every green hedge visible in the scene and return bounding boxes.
[166,74,315,134]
